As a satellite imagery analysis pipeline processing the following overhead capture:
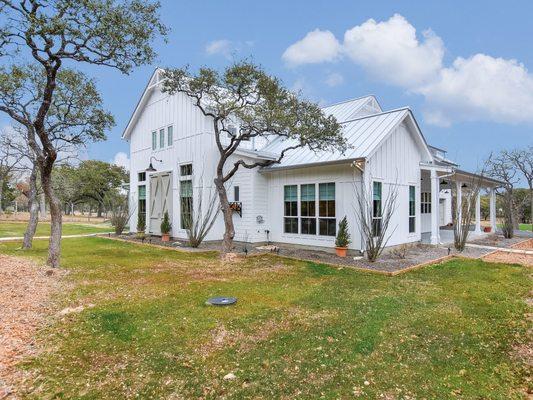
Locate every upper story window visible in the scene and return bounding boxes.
[234,186,240,202]
[167,125,173,146]
[152,131,157,150]
[138,172,146,182]
[180,163,193,176]
[159,128,165,148]
[151,125,174,151]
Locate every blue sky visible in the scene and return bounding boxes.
[3,1,533,174]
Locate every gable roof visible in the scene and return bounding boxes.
[321,95,381,122]
[122,68,164,140]
[261,108,433,171]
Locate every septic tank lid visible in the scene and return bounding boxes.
[206,296,237,306]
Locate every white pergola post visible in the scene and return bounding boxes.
[490,188,497,232]
[456,180,463,226]
[475,191,482,234]
[430,169,440,245]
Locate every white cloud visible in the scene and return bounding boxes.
[343,14,444,88]
[282,29,342,67]
[325,72,344,87]
[205,39,253,59]
[112,152,130,171]
[282,14,533,126]
[418,54,533,126]
[205,39,233,59]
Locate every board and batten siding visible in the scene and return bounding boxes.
[265,164,363,250]
[364,121,424,247]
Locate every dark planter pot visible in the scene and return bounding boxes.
[161,233,170,242]
[335,246,348,257]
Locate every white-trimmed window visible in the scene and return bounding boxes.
[180,180,192,229]
[284,185,298,234]
[151,131,157,150]
[409,186,416,233]
[167,125,173,146]
[372,181,382,237]
[421,192,431,214]
[159,128,165,148]
[318,183,336,236]
[300,184,316,235]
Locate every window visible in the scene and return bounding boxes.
[227,125,237,137]
[300,184,316,235]
[234,186,240,202]
[159,128,165,148]
[180,163,192,176]
[421,192,431,214]
[409,186,416,233]
[167,125,173,146]
[284,185,298,234]
[138,172,146,182]
[319,183,336,236]
[180,180,193,229]
[372,181,382,237]
[152,131,157,150]
[138,185,146,216]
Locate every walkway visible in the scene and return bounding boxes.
[0,233,111,242]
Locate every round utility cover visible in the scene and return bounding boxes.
[206,296,237,306]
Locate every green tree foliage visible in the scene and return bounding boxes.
[335,216,351,248]
[0,0,167,267]
[161,211,171,235]
[162,61,346,253]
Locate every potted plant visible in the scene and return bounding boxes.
[160,211,172,242]
[335,216,351,257]
[137,213,146,239]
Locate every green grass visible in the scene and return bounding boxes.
[0,222,112,238]
[0,238,530,399]
[519,223,532,231]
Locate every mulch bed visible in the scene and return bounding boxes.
[481,238,533,267]
[107,234,494,274]
[0,255,65,399]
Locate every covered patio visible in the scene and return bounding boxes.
[420,162,502,245]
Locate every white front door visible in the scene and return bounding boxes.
[149,172,173,235]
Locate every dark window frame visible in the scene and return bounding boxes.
[409,185,416,233]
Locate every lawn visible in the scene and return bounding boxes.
[0,238,530,399]
[519,223,532,232]
[0,222,112,238]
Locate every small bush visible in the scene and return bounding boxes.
[391,244,409,259]
[160,211,171,234]
[335,216,351,248]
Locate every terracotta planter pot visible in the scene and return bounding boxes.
[484,227,491,233]
[161,233,170,242]
[335,246,348,257]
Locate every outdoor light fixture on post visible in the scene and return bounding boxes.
[146,156,162,172]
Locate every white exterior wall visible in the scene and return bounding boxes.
[127,86,275,242]
[364,122,425,247]
[264,164,363,250]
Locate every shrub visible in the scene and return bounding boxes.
[160,211,171,234]
[335,216,351,248]
[137,213,146,232]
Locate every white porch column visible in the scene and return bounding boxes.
[456,180,462,225]
[430,169,440,245]
[475,191,482,233]
[490,188,497,232]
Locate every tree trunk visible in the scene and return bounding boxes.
[530,186,533,232]
[0,178,3,214]
[39,192,46,218]
[23,166,39,249]
[41,171,62,268]
[97,203,103,218]
[214,176,235,253]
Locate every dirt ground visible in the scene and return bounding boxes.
[0,255,65,399]
[482,238,533,267]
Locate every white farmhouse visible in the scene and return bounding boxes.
[123,69,500,252]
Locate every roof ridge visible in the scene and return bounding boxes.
[338,107,410,124]
[321,95,375,108]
